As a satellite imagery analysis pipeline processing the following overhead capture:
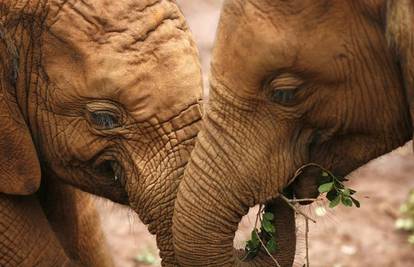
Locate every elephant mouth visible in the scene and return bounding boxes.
[92,154,127,188]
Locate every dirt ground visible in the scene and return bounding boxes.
[97,1,414,266]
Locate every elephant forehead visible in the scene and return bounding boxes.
[98,49,202,123]
[212,0,301,96]
[46,0,186,52]
[42,35,202,122]
[82,38,202,122]
[212,0,384,96]
[42,0,202,122]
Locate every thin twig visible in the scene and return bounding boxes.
[254,228,281,267]
[279,195,317,224]
[244,205,281,267]
[285,198,320,203]
[254,206,281,267]
[305,218,310,267]
[279,163,335,267]
[241,205,263,262]
[245,163,328,266]
[285,163,335,188]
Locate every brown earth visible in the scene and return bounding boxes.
[97,1,414,266]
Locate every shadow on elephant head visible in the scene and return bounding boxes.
[0,0,202,265]
[173,0,414,266]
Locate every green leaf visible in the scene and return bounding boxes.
[243,249,259,261]
[249,230,260,248]
[251,230,259,240]
[349,188,357,195]
[322,171,329,177]
[350,196,360,208]
[135,251,158,265]
[263,212,274,221]
[396,218,407,230]
[246,240,257,251]
[400,204,409,213]
[262,220,275,234]
[408,235,414,245]
[244,232,260,262]
[342,196,353,207]
[318,182,334,193]
[342,188,351,196]
[334,180,345,190]
[329,195,341,208]
[326,190,338,201]
[409,190,414,204]
[266,238,278,253]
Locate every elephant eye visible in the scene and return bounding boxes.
[269,88,297,104]
[266,73,303,105]
[89,111,120,130]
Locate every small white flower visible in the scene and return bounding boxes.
[315,206,327,217]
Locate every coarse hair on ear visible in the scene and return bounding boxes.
[0,2,45,195]
[386,0,414,148]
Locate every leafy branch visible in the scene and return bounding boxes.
[243,163,361,267]
[243,206,280,266]
[317,171,360,209]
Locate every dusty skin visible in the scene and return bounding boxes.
[0,0,201,266]
[173,0,414,266]
[100,1,414,267]
[1,0,413,266]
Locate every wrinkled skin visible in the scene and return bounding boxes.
[173,0,413,266]
[0,0,202,266]
[0,194,77,267]
[0,184,110,267]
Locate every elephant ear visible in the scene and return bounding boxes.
[0,24,41,195]
[386,0,414,148]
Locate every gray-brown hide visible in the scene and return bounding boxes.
[0,0,202,266]
[173,0,413,266]
[387,0,414,144]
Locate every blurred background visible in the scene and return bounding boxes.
[96,1,414,266]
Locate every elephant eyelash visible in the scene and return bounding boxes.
[265,73,303,105]
[88,111,121,130]
[269,87,297,104]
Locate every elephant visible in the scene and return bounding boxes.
[172,0,414,266]
[0,0,202,266]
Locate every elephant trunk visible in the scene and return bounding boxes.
[173,123,296,266]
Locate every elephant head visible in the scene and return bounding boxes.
[173,0,414,266]
[0,0,202,265]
